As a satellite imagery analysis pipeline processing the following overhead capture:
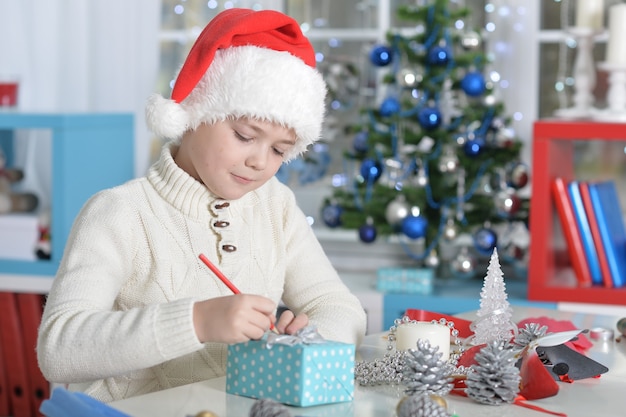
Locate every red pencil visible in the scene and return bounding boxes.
[199,253,240,294]
[198,253,278,333]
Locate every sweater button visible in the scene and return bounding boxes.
[213,221,230,228]
[222,244,237,252]
[215,202,230,209]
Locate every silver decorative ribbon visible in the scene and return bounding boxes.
[265,325,326,348]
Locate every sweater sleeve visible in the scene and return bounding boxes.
[37,188,204,384]
[279,189,367,346]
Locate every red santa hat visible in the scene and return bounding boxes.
[145,8,327,160]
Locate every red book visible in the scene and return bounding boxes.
[579,181,613,288]
[0,318,10,415]
[0,292,32,417]
[551,177,592,287]
[16,293,50,416]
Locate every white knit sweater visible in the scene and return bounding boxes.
[37,144,366,402]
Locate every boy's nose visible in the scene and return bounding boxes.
[245,149,268,170]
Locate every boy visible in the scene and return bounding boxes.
[37,8,366,402]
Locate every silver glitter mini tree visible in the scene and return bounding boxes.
[471,248,517,345]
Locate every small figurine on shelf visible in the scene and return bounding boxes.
[0,149,38,214]
[35,208,51,260]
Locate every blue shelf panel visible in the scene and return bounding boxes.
[0,259,59,276]
[0,113,134,279]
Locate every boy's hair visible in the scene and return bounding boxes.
[146,8,327,161]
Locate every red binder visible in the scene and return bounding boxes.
[16,292,50,416]
[579,181,613,288]
[0,292,32,417]
[551,177,592,287]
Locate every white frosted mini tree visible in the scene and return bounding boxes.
[471,249,517,345]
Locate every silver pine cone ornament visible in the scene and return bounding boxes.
[466,340,521,405]
[514,323,548,349]
[397,394,451,417]
[249,398,291,417]
[402,339,454,396]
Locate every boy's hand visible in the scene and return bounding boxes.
[275,309,309,335]
[193,294,276,344]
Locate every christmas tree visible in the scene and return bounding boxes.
[321,0,530,270]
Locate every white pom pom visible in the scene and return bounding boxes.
[145,94,190,139]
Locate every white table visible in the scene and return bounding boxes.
[110,307,626,417]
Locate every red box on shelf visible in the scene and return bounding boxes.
[528,119,626,305]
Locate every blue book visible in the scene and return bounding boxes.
[568,181,603,285]
[588,181,626,288]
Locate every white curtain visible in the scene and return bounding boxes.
[0,0,161,208]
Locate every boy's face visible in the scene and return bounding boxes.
[175,118,296,200]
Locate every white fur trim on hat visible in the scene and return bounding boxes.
[146,45,327,161]
[145,94,190,140]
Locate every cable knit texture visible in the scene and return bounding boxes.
[37,144,367,402]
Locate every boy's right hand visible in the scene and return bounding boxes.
[192,294,277,344]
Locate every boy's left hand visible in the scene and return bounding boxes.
[275,310,308,335]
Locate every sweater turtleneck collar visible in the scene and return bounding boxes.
[147,143,224,220]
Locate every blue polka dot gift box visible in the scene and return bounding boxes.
[225,326,355,407]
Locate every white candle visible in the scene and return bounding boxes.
[395,321,450,360]
[575,0,604,29]
[606,4,626,65]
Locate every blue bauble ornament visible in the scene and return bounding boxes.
[461,71,486,97]
[464,136,485,156]
[417,106,442,130]
[370,45,393,66]
[379,97,401,117]
[360,158,383,182]
[427,45,451,65]
[321,204,342,228]
[358,222,377,243]
[473,227,498,254]
[401,214,428,239]
[353,131,369,153]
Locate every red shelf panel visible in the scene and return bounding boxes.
[528,119,626,305]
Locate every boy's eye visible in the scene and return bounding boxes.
[234,131,252,141]
[273,148,285,157]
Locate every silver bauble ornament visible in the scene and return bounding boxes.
[454,133,467,146]
[461,30,482,50]
[451,247,476,277]
[413,165,429,187]
[617,317,626,337]
[385,195,410,225]
[495,126,516,147]
[397,68,422,88]
[483,94,497,107]
[438,148,459,173]
[494,188,521,217]
[194,412,219,417]
[443,218,458,241]
[424,250,440,268]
